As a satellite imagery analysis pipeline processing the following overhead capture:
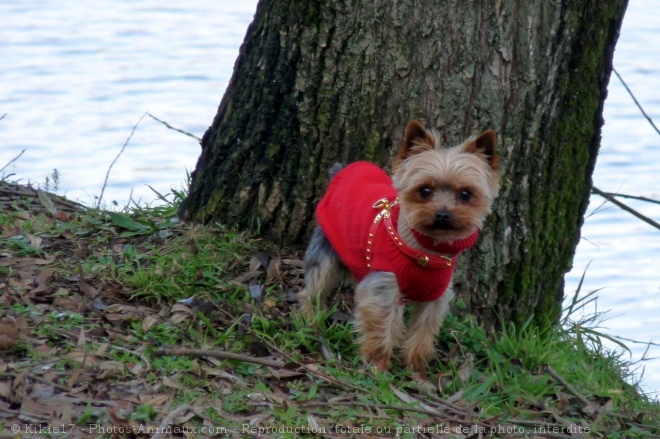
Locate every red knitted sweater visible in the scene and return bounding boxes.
[316,162,480,302]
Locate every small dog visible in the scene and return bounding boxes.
[299,120,500,372]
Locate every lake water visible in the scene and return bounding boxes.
[2,1,659,394]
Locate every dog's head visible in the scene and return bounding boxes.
[392,120,500,242]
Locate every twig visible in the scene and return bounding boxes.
[0,148,26,174]
[213,305,368,393]
[152,348,286,368]
[551,409,590,439]
[592,186,660,231]
[151,404,189,439]
[613,68,660,137]
[27,373,75,393]
[303,401,534,438]
[1,180,86,212]
[301,400,449,418]
[508,418,570,429]
[419,391,470,417]
[97,112,148,208]
[148,113,202,141]
[544,365,594,415]
[112,345,152,372]
[597,191,660,206]
[0,113,6,121]
[0,372,78,394]
[151,405,245,439]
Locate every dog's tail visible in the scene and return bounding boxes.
[328,162,344,179]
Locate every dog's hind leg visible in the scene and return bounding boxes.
[298,226,343,319]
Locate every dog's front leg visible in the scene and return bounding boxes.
[354,271,405,371]
[402,288,454,372]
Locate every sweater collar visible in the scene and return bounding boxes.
[411,228,480,256]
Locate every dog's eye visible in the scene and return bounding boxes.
[459,189,472,201]
[419,186,433,199]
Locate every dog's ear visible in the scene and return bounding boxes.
[463,129,499,171]
[396,120,436,165]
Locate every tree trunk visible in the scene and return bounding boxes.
[179,0,627,329]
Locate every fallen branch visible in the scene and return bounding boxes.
[213,305,368,394]
[112,345,152,372]
[301,400,449,418]
[419,391,469,417]
[151,404,192,439]
[150,404,219,439]
[152,348,285,368]
[0,181,85,212]
[544,365,595,417]
[0,372,75,393]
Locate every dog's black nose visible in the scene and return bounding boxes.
[435,211,453,227]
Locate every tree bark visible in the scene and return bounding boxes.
[179,0,628,329]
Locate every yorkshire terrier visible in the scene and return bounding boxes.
[299,120,500,372]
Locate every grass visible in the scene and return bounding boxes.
[0,181,659,438]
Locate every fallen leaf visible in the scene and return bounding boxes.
[231,270,262,285]
[35,267,55,285]
[249,281,262,302]
[78,278,99,298]
[142,315,159,332]
[98,361,125,372]
[0,317,20,351]
[92,297,108,310]
[250,252,270,271]
[171,302,195,319]
[594,395,614,413]
[281,259,303,268]
[60,403,73,426]
[162,377,182,389]
[266,256,281,282]
[267,369,306,380]
[26,234,43,250]
[37,188,58,216]
[457,353,474,383]
[557,391,570,414]
[1,256,56,267]
[19,396,54,422]
[390,384,442,416]
[0,381,16,403]
[77,327,86,347]
[445,389,464,405]
[307,414,320,430]
[176,296,214,314]
[320,340,335,361]
[29,383,55,400]
[63,351,99,366]
[142,393,172,407]
[52,297,81,312]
